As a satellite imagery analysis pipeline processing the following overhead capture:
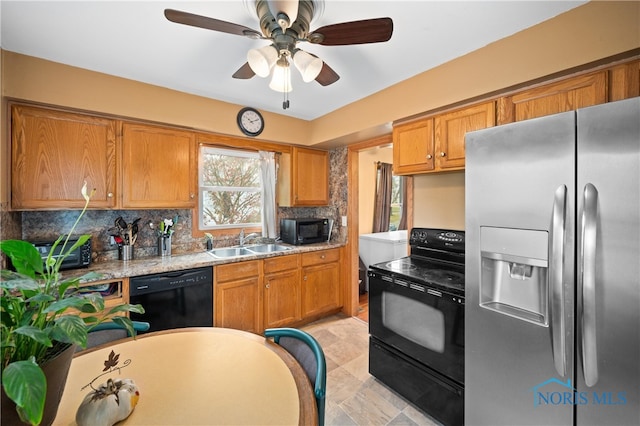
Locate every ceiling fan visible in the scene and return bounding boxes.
[164,0,393,108]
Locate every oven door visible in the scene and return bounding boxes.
[368,269,464,384]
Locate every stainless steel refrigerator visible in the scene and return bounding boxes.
[464,97,639,426]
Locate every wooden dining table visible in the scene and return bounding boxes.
[53,327,317,425]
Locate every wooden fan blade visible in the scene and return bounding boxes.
[315,63,340,86]
[164,9,262,38]
[232,63,256,79]
[310,18,393,46]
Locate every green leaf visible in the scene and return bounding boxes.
[13,326,52,347]
[2,360,46,426]
[51,316,88,347]
[106,303,145,316]
[0,240,43,278]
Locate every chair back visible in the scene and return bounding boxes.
[265,327,326,426]
[79,321,150,352]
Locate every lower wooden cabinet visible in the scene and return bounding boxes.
[214,248,342,332]
[263,255,301,328]
[301,248,341,319]
[214,261,262,333]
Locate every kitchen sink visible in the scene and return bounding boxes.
[245,244,293,253]
[207,247,254,258]
[207,244,293,258]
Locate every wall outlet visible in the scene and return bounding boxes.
[341,216,347,227]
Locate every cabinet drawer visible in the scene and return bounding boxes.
[301,248,340,266]
[264,254,300,274]
[216,260,260,283]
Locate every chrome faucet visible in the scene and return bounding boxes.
[239,229,260,246]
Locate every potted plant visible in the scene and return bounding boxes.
[0,183,144,425]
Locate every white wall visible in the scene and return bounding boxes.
[413,171,465,231]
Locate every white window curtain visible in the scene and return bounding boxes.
[259,151,277,238]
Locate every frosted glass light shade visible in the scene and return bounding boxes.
[247,45,278,78]
[293,50,323,82]
[269,64,292,93]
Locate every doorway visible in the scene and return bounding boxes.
[346,136,413,323]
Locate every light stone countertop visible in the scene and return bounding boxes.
[68,241,345,283]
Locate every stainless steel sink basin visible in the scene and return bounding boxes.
[246,244,293,253]
[207,244,293,259]
[207,247,254,258]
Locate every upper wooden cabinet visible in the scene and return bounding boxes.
[609,60,640,102]
[434,101,496,171]
[497,71,608,125]
[393,118,435,175]
[279,147,329,207]
[11,105,117,209]
[121,123,196,208]
[393,101,495,175]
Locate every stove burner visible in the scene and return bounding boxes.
[385,259,417,272]
[421,269,464,284]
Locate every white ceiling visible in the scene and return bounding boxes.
[1,1,586,121]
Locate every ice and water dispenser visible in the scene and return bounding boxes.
[479,226,549,326]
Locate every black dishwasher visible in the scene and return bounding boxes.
[129,267,213,333]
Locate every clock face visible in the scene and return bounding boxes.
[237,107,264,137]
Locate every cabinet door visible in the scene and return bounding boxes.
[608,60,640,102]
[122,123,195,208]
[264,269,301,328]
[434,101,495,170]
[291,147,329,206]
[215,277,262,333]
[497,71,607,124]
[393,118,435,175]
[11,105,117,209]
[301,262,340,319]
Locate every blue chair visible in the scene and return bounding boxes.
[80,320,150,351]
[264,327,326,426]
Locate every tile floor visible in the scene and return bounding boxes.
[300,313,442,426]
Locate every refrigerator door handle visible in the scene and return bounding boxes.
[580,183,599,386]
[549,184,567,377]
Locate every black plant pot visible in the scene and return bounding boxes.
[1,342,76,425]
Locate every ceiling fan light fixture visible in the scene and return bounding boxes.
[267,0,299,30]
[247,44,278,77]
[269,59,293,93]
[293,49,323,82]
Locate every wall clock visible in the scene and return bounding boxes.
[237,107,264,137]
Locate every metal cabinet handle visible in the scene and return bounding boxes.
[440,152,446,157]
[107,192,113,198]
[265,283,270,289]
[321,254,326,259]
[426,154,433,159]
[190,193,195,199]
[549,184,567,377]
[580,183,599,386]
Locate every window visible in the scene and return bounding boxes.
[389,175,404,231]
[199,146,262,230]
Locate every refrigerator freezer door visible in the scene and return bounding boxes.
[576,98,640,425]
[465,112,576,425]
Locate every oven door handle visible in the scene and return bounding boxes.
[549,184,567,377]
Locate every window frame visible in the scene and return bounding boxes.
[197,145,263,231]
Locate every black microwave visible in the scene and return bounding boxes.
[31,237,92,270]
[280,218,331,245]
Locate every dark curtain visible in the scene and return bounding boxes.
[398,176,408,231]
[372,162,393,233]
